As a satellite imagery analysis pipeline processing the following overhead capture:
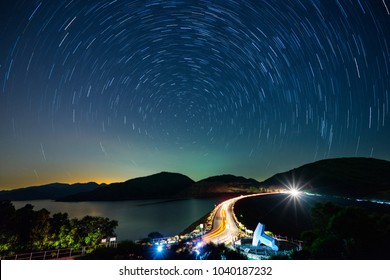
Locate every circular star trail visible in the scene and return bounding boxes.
[1,0,389,188]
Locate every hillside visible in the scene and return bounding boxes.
[260,157,390,199]
[59,172,195,201]
[180,174,261,197]
[3,157,390,202]
[0,182,102,201]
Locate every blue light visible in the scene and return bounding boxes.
[157,245,163,253]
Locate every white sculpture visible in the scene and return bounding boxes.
[252,223,278,251]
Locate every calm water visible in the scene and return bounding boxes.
[14,194,388,241]
[12,198,221,241]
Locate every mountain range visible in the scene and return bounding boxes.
[261,157,390,199]
[58,172,195,201]
[0,182,102,201]
[1,157,389,201]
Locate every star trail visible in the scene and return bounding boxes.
[1,0,389,189]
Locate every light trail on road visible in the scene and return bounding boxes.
[202,192,279,245]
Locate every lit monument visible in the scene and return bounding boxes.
[252,223,278,251]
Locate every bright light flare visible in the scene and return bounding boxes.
[288,188,301,198]
[157,245,163,252]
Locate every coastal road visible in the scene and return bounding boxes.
[202,192,278,245]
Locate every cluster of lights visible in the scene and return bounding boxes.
[194,241,203,257]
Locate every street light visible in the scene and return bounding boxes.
[289,188,301,198]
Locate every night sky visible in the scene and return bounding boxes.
[1,0,389,190]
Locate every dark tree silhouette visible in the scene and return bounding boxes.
[0,201,118,255]
[294,202,390,259]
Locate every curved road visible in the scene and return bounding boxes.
[202,192,278,244]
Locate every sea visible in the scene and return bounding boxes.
[12,193,389,241]
[11,198,221,241]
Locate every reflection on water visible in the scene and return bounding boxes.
[12,199,220,241]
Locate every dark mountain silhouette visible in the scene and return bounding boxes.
[2,157,390,201]
[198,175,259,185]
[59,172,195,201]
[260,157,390,199]
[180,174,261,197]
[0,182,102,201]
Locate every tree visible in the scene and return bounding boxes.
[30,208,51,250]
[78,216,118,246]
[0,201,17,253]
[0,202,118,255]
[14,204,35,250]
[147,232,164,240]
[297,202,390,259]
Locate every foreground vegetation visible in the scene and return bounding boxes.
[294,202,390,259]
[2,198,389,260]
[78,239,246,260]
[0,201,118,256]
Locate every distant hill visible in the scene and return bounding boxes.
[260,157,390,199]
[0,182,102,201]
[59,172,195,201]
[4,157,389,202]
[180,174,261,197]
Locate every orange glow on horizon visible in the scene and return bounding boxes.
[0,177,124,191]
